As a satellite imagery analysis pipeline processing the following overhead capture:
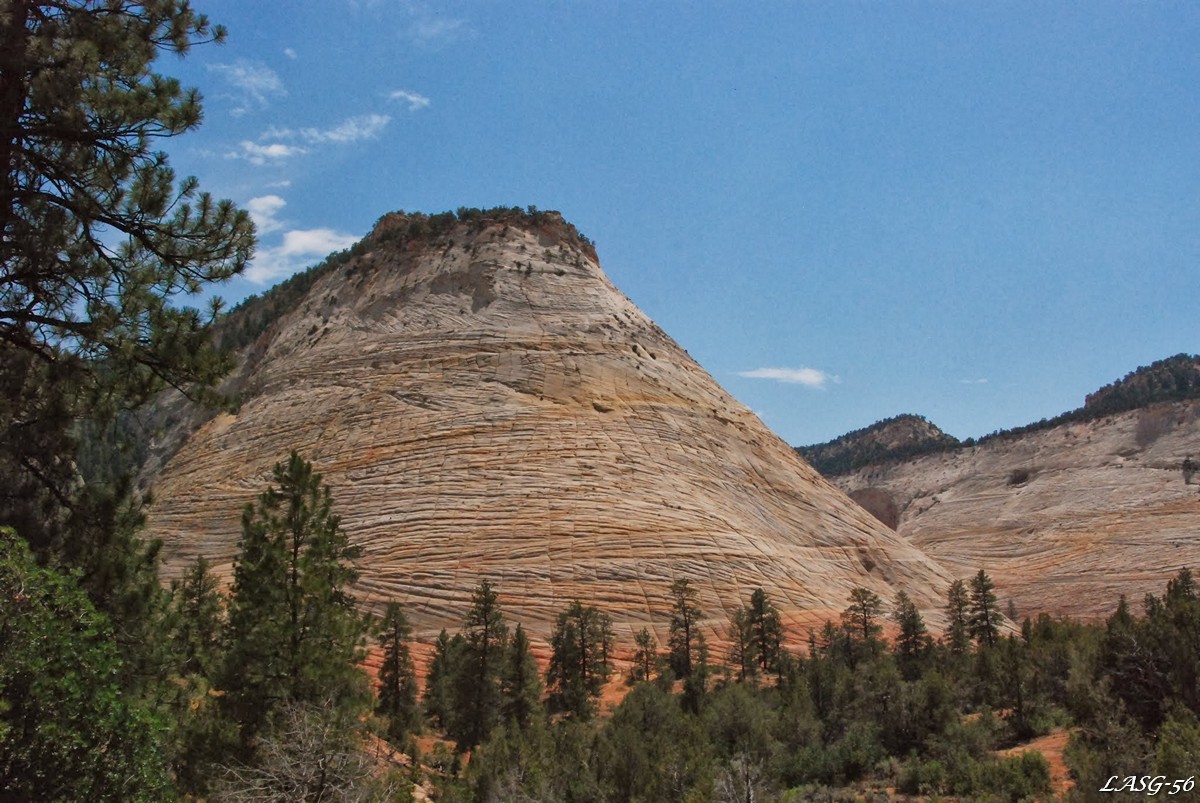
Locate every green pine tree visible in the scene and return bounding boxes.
[501,623,544,730]
[547,600,614,719]
[219,452,369,744]
[968,569,1002,649]
[945,579,971,656]
[0,0,253,544]
[450,579,508,750]
[376,602,419,742]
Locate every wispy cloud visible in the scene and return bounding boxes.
[245,195,288,235]
[264,113,393,145]
[389,89,431,111]
[737,367,839,390]
[409,15,467,45]
[247,227,361,284]
[283,47,298,60]
[227,140,308,165]
[959,378,990,385]
[207,60,285,115]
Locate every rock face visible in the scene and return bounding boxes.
[828,401,1200,620]
[147,210,951,646]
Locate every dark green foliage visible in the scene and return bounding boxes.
[546,600,613,719]
[595,682,714,802]
[0,0,253,534]
[0,529,172,801]
[893,590,931,680]
[945,578,972,656]
[668,578,709,711]
[449,579,508,750]
[219,452,369,743]
[500,623,543,731]
[795,413,961,475]
[377,602,420,741]
[841,586,884,657]
[969,569,1003,648]
[423,628,461,731]
[629,625,657,683]
[168,555,225,680]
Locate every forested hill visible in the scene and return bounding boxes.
[797,354,1200,476]
[795,414,960,476]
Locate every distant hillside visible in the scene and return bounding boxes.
[795,414,960,476]
[797,354,1200,476]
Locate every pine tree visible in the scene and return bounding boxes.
[727,606,758,682]
[219,452,369,743]
[747,587,784,675]
[377,602,419,741]
[547,601,614,719]
[668,579,709,710]
[841,586,884,648]
[0,1,253,541]
[945,579,971,655]
[423,629,461,731]
[630,627,657,683]
[501,624,544,730]
[892,590,930,681]
[168,555,225,680]
[451,580,508,750]
[968,569,1002,649]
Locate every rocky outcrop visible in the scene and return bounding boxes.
[829,401,1200,620]
[146,210,952,647]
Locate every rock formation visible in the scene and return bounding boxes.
[146,209,952,646]
[825,400,1200,620]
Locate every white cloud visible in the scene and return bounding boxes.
[283,47,298,60]
[245,195,288,234]
[227,140,308,165]
[247,227,361,284]
[959,378,990,385]
[389,89,431,111]
[207,60,285,115]
[737,367,839,390]
[409,16,466,44]
[301,113,391,143]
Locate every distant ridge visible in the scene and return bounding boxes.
[795,414,959,476]
[799,354,1200,476]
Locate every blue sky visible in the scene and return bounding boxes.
[163,1,1199,445]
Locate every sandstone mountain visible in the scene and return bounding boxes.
[810,371,1200,620]
[146,208,952,647]
[796,414,960,477]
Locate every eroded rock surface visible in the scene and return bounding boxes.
[147,211,951,646]
[831,402,1200,619]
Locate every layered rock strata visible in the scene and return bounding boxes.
[148,211,952,646]
[830,401,1200,620]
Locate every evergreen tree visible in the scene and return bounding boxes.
[727,606,758,682]
[219,452,369,743]
[547,600,614,719]
[841,586,884,648]
[0,528,172,800]
[668,578,709,710]
[893,590,931,680]
[501,623,544,730]
[376,602,419,742]
[968,569,1002,649]
[168,555,225,680]
[945,579,971,655]
[630,626,657,684]
[747,587,784,675]
[450,579,508,750]
[0,0,253,540]
[423,628,461,731]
